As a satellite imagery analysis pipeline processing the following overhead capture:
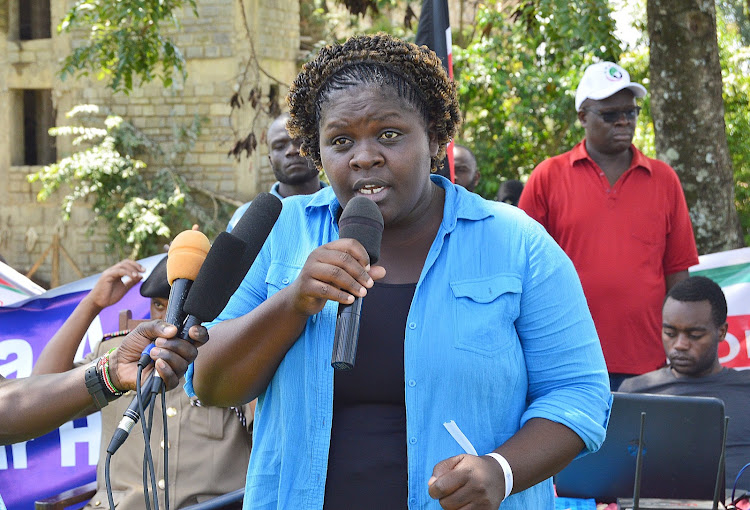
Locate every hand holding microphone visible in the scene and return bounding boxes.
[286,198,384,325]
[110,320,208,393]
[108,230,211,455]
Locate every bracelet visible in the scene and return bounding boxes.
[99,347,124,397]
[485,452,513,501]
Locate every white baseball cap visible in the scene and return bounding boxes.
[575,61,647,112]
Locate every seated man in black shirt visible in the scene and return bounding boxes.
[620,276,750,489]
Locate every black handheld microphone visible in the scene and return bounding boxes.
[180,232,251,335]
[331,197,384,370]
[107,230,210,455]
[181,192,282,337]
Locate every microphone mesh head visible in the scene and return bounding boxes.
[167,230,211,284]
[184,232,249,321]
[231,192,283,246]
[339,197,384,264]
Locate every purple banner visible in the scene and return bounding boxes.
[0,256,161,510]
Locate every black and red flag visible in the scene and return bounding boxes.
[415,0,455,182]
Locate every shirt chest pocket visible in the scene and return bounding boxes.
[450,274,522,357]
[188,404,228,440]
[265,262,302,295]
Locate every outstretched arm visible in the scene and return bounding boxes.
[1,320,206,446]
[33,260,144,375]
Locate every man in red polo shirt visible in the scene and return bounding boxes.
[518,61,699,390]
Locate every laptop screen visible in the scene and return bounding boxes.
[554,392,726,502]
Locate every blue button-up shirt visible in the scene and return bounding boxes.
[186,175,611,509]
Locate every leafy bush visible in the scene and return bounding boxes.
[28,105,227,258]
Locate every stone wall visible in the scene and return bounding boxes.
[0,0,300,287]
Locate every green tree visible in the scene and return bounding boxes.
[648,0,744,254]
[453,0,622,199]
[35,1,246,262]
[618,0,749,250]
[58,0,198,93]
[717,4,750,245]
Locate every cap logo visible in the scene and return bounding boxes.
[605,65,623,81]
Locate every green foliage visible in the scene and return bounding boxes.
[27,105,224,259]
[717,8,750,244]
[58,0,198,93]
[619,46,654,158]
[453,0,623,199]
[717,0,750,44]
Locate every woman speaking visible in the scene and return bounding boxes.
[187,34,611,510]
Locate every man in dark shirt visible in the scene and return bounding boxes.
[620,276,750,489]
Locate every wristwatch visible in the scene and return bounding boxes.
[85,364,109,410]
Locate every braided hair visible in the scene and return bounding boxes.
[287,33,461,173]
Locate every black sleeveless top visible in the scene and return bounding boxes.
[323,282,417,510]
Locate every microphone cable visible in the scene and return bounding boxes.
[104,359,168,510]
[139,349,174,510]
[138,362,160,510]
[146,385,171,510]
[160,388,170,510]
[729,461,750,508]
[105,362,161,510]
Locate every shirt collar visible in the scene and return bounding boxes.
[271,180,328,200]
[432,174,492,233]
[269,181,283,198]
[570,140,653,175]
[304,184,339,219]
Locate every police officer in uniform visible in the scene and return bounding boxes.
[33,257,252,509]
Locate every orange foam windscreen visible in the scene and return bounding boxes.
[166,230,211,284]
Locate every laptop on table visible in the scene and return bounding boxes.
[554,392,726,503]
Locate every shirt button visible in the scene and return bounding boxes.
[409,497,417,506]
[158,479,166,490]
[408,322,416,330]
[409,437,417,445]
[408,379,416,387]
[282,278,290,284]
[166,407,177,418]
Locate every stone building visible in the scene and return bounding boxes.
[0,0,300,287]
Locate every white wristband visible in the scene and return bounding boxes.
[485,452,513,501]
